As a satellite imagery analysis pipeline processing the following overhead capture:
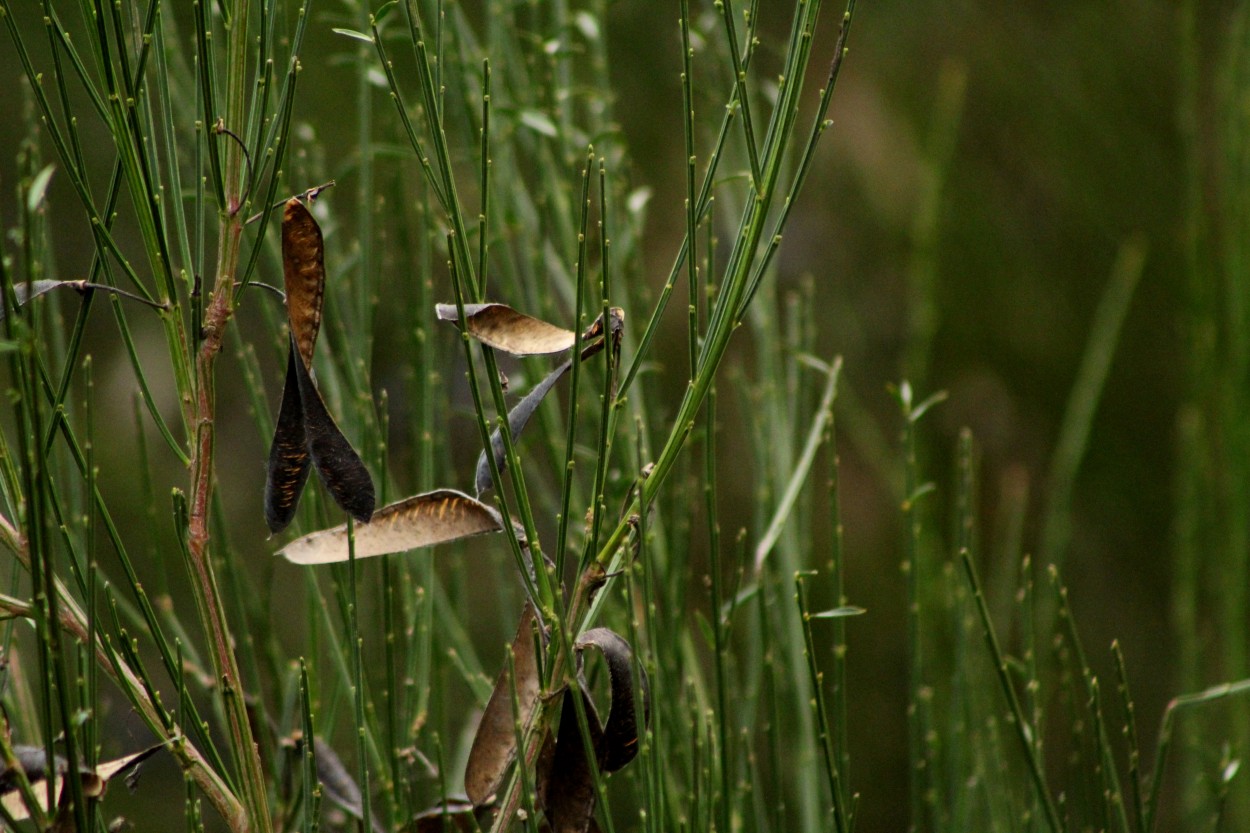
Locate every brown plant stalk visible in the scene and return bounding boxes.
[180,167,274,832]
[178,10,274,822]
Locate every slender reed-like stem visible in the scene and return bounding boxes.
[299,660,322,833]
[898,382,932,833]
[1143,677,1250,833]
[826,359,852,824]
[345,523,373,833]
[680,0,699,379]
[795,573,849,833]
[555,150,595,576]
[961,548,1062,832]
[184,1,272,829]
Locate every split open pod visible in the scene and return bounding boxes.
[265,198,375,532]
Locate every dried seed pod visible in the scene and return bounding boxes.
[576,628,649,773]
[541,688,603,833]
[290,334,375,524]
[278,489,508,565]
[1,280,73,319]
[265,199,375,530]
[473,307,626,495]
[281,198,326,368]
[312,738,385,833]
[264,345,312,532]
[475,360,573,496]
[0,279,166,321]
[435,302,576,355]
[465,602,547,805]
[531,626,649,833]
[0,743,165,822]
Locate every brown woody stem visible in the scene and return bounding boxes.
[180,0,273,826]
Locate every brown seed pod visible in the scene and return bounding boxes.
[541,688,603,833]
[289,333,375,524]
[278,489,509,565]
[576,628,649,773]
[473,306,626,495]
[0,743,165,821]
[281,198,326,368]
[475,359,573,496]
[435,302,576,356]
[465,602,547,806]
[264,345,312,532]
[311,737,386,833]
[266,199,375,531]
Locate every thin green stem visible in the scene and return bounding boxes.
[716,0,763,194]
[899,383,929,833]
[556,149,594,577]
[583,158,617,567]
[680,0,699,379]
[961,548,1063,833]
[346,523,374,833]
[478,58,492,295]
[1113,641,1147,833]
[706,377,733,833]
[1039,238,1147,570]
[826,358,852,825]
[796,573,849,833]
[1144,677,1250,833]
[1051,568,1131,833]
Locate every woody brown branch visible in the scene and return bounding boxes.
[184,187,272,832]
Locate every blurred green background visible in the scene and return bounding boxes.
[611,2,1242,825]
[2,0,1247,830]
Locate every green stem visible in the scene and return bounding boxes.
[184,1,271,830]
[961,549,1063,833]
[488,3,859,828]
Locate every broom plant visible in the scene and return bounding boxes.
[0,1,1247,832]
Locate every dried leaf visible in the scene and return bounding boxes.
[576,629,649,773]
[290,333,376,524]
[0,280,167,323]
[0,280,80,321]
[465,602,546,806]
[264,345,312,532]
[435,303,576,356]
[278,489,506,565]
[475,360,572,495]
[282,198,326,368]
